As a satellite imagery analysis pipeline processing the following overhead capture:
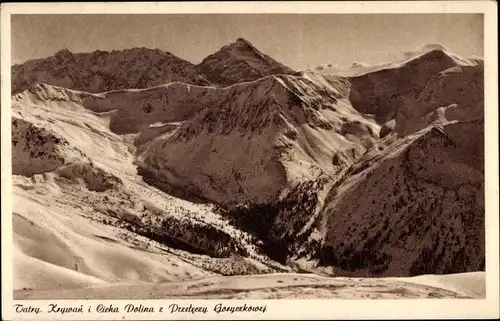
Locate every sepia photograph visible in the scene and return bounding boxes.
[1,1,499,320]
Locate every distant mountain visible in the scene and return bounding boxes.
[314,45,481,78]
[195,38,295,86]
[12,39,297,94]
[348,49,483,136]
[401,43,448,60]
[11,48,210,94]
[309,48,483,139]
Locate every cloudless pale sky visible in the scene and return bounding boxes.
[11,14,483,70]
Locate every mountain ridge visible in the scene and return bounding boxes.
[11,47,211,94]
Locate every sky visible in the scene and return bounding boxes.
[11,14,483,70]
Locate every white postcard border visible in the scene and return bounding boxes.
[1,2,498,320]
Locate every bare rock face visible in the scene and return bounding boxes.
[379,119,396,138]
[11,115,122,192]
[11,117,87,176]
[11,48,210,94]
[54,162,123,192]
[311,119,484,276]
[195,38,295,86]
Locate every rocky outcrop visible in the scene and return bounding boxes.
[54,162,122,192]
[11,117,88,176]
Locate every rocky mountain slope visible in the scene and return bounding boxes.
[136,73,378,207]
[10,40,485,297]
[348,49,483,136]
[195,38,295,86]
[11,48,210,94]
[303,119,484,277]
[134,50,484,272]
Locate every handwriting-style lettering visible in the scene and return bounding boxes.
[14,304,41,314]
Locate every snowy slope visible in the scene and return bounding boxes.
[11,84,289,292]
[136,73,379,206]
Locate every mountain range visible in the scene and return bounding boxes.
[11,38,485,298]
[12,38,296,94]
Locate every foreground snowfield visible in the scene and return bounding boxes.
[16,272,484,300]
[12,184,485,299]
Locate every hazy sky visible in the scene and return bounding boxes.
[11,14,483,70]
